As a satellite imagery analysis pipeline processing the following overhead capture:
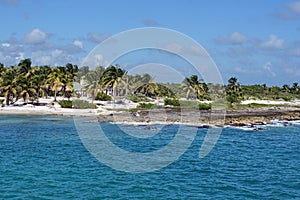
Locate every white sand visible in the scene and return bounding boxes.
[1,97,299,117]
[240,99,300,106]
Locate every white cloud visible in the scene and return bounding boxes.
[87,33,111,43]
[73,40,83,49]
[24,28,48,44]
[229,32,248,44]
[215,32,248,45]
[263,62,276,77]
[51,49,63,57]
[2,42,10,47]
[287,1,300,15]
[261,34,285,49]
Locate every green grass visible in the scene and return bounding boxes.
[229,103,294,110]
[73,100,97,109]
[137,103,163,109]
[198,103,212,110]
[164,98,180,106]
[164,99,212,110]
[59,100,97,109]
[127,94,151,103]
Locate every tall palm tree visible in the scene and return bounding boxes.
[15,59,38,103]
[134,82,157,98]
[31,66,51,102]
[226,77,242,103]
[18,58,33,78]
[282,84,290,93]
[101,65,127,101]
[1,67,18,105]
[46,68,64,102]
[83,68,105,102]
[17,76,37,103]
[125,73,154,96]
[134,82,175,98]
[292,82,299,94]
[184,75,207,100]
[181,78,194,99]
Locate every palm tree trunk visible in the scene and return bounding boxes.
[186,90,190,99]
[5,91,10,106]
[113,88,116,103]
[54,90,57,102]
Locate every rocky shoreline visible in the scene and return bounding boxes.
[98,106,300,127]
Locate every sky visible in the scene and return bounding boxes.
[0,0,300,86]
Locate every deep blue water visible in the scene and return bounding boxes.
[0,115,299,199]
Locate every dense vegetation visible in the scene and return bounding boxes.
[0,59,299,109]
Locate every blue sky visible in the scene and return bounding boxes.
[0,0,300,85]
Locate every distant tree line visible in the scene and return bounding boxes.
[1,59,299,106]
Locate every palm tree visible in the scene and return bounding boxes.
[18,58,33,78]
[134,82,157,98]
[15,59,38,103]
[17,76,37,103]
[226,77,243,103]
[83,68,105,102]
[184,75,207,100]
[292,82,299,94]
[282,84,290,93]
[181,78,194,99]
[1,67,18,105]
[31,66,51,102]
[46,68,64,102]
[134,82,175,99]
[101,65,127,101]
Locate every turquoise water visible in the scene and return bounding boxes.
[0,115,299,199]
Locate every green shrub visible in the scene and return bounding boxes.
[59,100,97,109]
[164,98,180,106]
[178,100,199,109]
[95,92,112,101]
[59,100,72,108]
[72,99,97,109]
[198,103,211,110]
[0,99,4,105]
[280,95,292,102]
[137,103,155,109]
[247,103,269,108]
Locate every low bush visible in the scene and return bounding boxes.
[198,103,211,110]
[137,103,155,109]
[95,92,112,101]
[280,95,292,102]
[164,98,180,106]
[178,100,199,109]
[0,99,4,105]
[59,100,72,108]
[59,100,97,109]
[72,99,97,109]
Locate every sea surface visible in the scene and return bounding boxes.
[0,115,299,199]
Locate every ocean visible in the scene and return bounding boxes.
[0,115,299,199]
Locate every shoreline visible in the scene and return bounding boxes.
[1,104,300,128]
